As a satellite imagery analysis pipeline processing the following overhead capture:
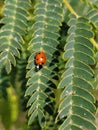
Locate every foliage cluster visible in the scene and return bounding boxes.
[0,0,98,130]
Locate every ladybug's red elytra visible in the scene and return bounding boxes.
[34,52,46,71]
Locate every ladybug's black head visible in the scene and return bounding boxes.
[35,64,43,71]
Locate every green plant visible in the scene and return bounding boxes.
[0,0,98,130]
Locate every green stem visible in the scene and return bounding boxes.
[63,0,79,18]
[90,38,98,50]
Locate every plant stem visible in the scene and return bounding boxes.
[63,0,79,18]
[90,38,98,50]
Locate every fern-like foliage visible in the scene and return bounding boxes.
[0,0,30,73]
[87,9,98,30]
[57,14,96,130]
[87,7,98,91]
[26,0,63,127]
[82,0,98,7]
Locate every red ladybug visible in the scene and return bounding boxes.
[34,52,46,71]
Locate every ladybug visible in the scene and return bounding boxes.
[34,52,46,71]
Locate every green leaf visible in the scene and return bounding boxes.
[38,109,45,127]
[58,15,96,130]
[87,9,98,29]
[26,0,63,127]
[28,109,38,125]
[5,59,11,74]
[0,0,30,73]
[27,91,38,107]
[72,115,96,130]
